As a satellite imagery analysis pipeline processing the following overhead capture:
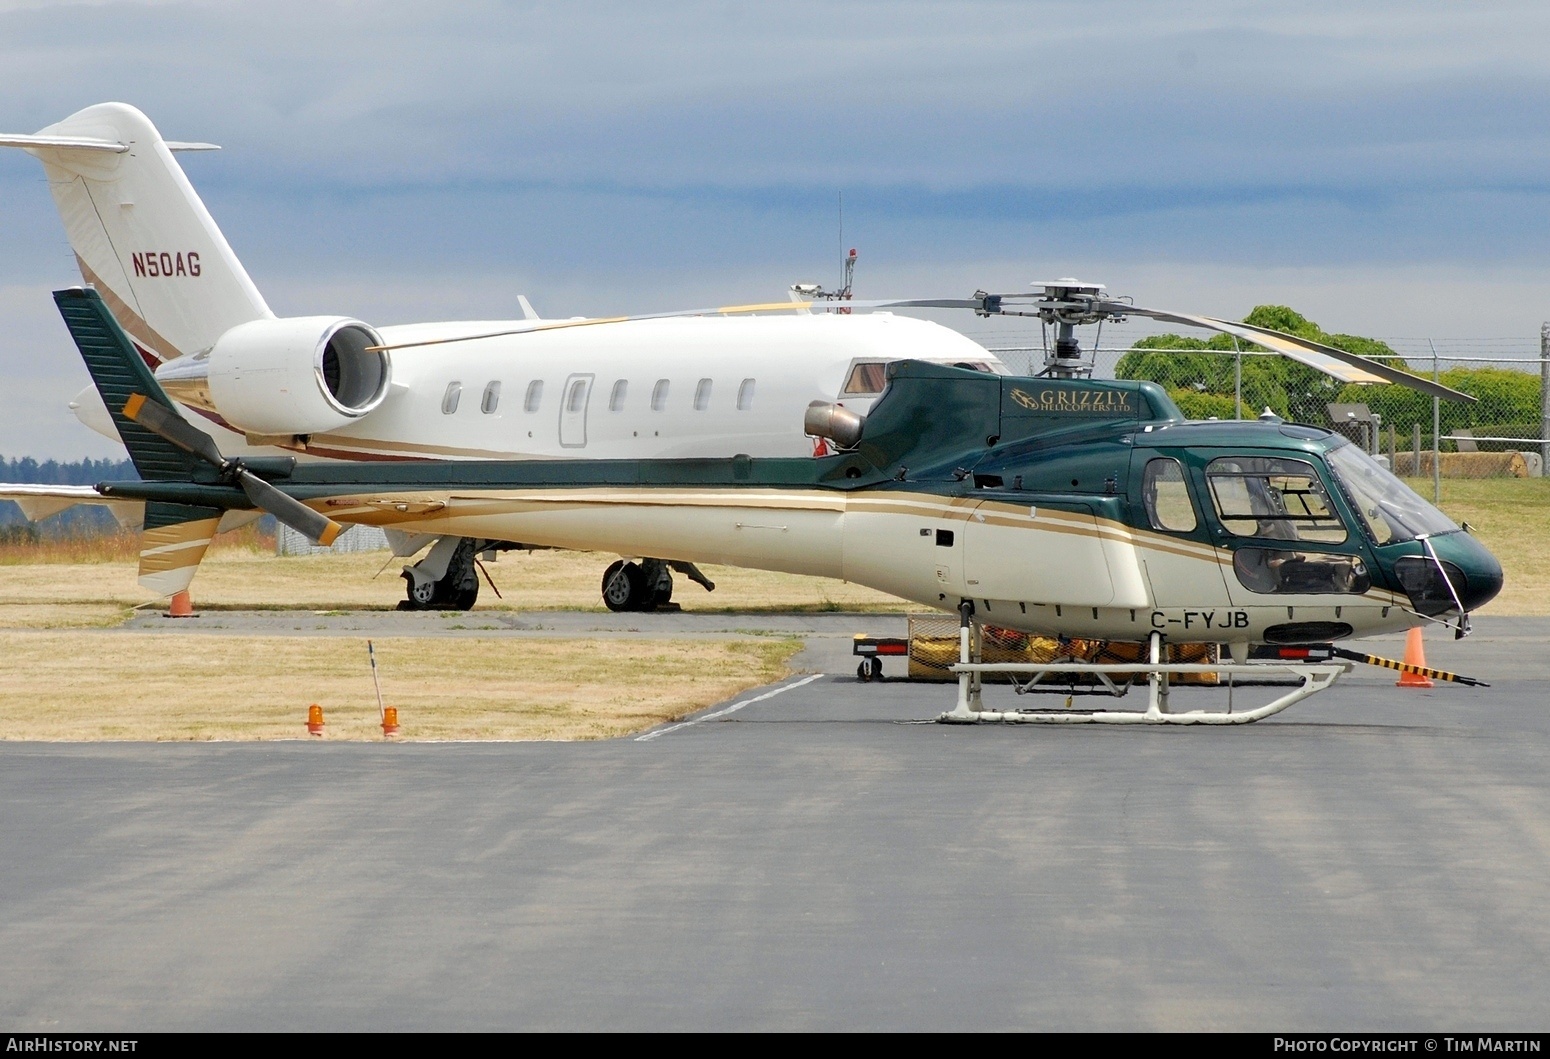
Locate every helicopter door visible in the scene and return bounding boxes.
[1133,454,1233,611]
[559,373,594,448]
[1201,455,1372,606]
[962,499,1115,607]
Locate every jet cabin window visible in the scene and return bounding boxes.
[523,380,543,413]
[481,381,501,414]
[566,378,588,413]
[1142,458,1197,533]
[737,378,756,411]
[651,379,670,411]
[609,380,627,412]
[441,382,462,415]
[843,361,889,395]
[694,378,713,411]
[1205,457,1347,545]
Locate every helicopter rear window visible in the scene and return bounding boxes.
[1205,456,1347,544]
[1142,458,1197,533]
[842,362,890,395]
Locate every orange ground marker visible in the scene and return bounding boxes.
[164,590,195,617]
[381,706,399,738]
[307,703,325,736]
[1397,627,1435,688]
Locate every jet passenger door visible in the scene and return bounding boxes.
[559,373,594,448]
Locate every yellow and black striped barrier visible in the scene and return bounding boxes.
[1330,647,1489,687]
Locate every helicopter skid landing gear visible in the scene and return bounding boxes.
[939,658,1348,725]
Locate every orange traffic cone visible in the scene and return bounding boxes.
[381,706,400,738]
[1397,627,1434,688]
[165,590,195,617]
[307,704,325,736]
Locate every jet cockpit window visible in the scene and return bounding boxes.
[1325,440,1458,545]
[1142,458,1197,532]
[481,381,500,414]
[441,381,462,415]
[523,380,543,413]
[651,379,670,411]
[737,378,756,410]
[842,361,889,395]
[1205,456,1347,544]
[609,380,627,412]
[694,378,713,411]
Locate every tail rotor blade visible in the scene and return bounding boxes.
[235,469,343,546]
[123,393,341,544]
[122,393,227,466]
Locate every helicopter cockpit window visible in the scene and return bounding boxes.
[842,361,889,395]
[1324,441,1458,545]
[1205,456,1347,544]
[1142,458,1197,533]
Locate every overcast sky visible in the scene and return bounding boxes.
[4,0,1550,457]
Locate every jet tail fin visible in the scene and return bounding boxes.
[3,102,271,363]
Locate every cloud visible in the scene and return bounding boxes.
[3,1,1550,456]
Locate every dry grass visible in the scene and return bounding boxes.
[0,632,800,741]
[0,522,272,565]
[1410,477,1550,616]
[0,533,911,619]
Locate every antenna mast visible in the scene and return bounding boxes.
[788,194,858,313]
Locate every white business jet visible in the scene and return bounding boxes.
[0,102,1005,610]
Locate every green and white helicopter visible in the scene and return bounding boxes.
[59,281,1502,725]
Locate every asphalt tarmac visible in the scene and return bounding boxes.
[2,614,1547,1031]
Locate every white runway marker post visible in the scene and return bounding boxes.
[367,639,386,725]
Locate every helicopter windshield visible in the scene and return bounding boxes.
[1324,440,1459,545]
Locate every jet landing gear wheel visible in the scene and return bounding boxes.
[601,558,682,607]
[602,560,646,612]
[408,576,437,608]
[856,657,883,682]
[399,537,482,611]
[601,558,677,612]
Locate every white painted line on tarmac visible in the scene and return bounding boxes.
[635,673,826,742]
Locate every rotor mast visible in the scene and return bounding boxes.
[1029,279,1111,379]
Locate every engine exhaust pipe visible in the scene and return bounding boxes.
[804,401,865,450]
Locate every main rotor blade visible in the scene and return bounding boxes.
[122,393,227,465]
[365,286,1474,405]
[1103,304,1476,404]
[235,469,343,547]
[365,297,988,353]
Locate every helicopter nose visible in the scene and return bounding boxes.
[1432,530,1504,613]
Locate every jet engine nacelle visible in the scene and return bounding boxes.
[156,316,390,436]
